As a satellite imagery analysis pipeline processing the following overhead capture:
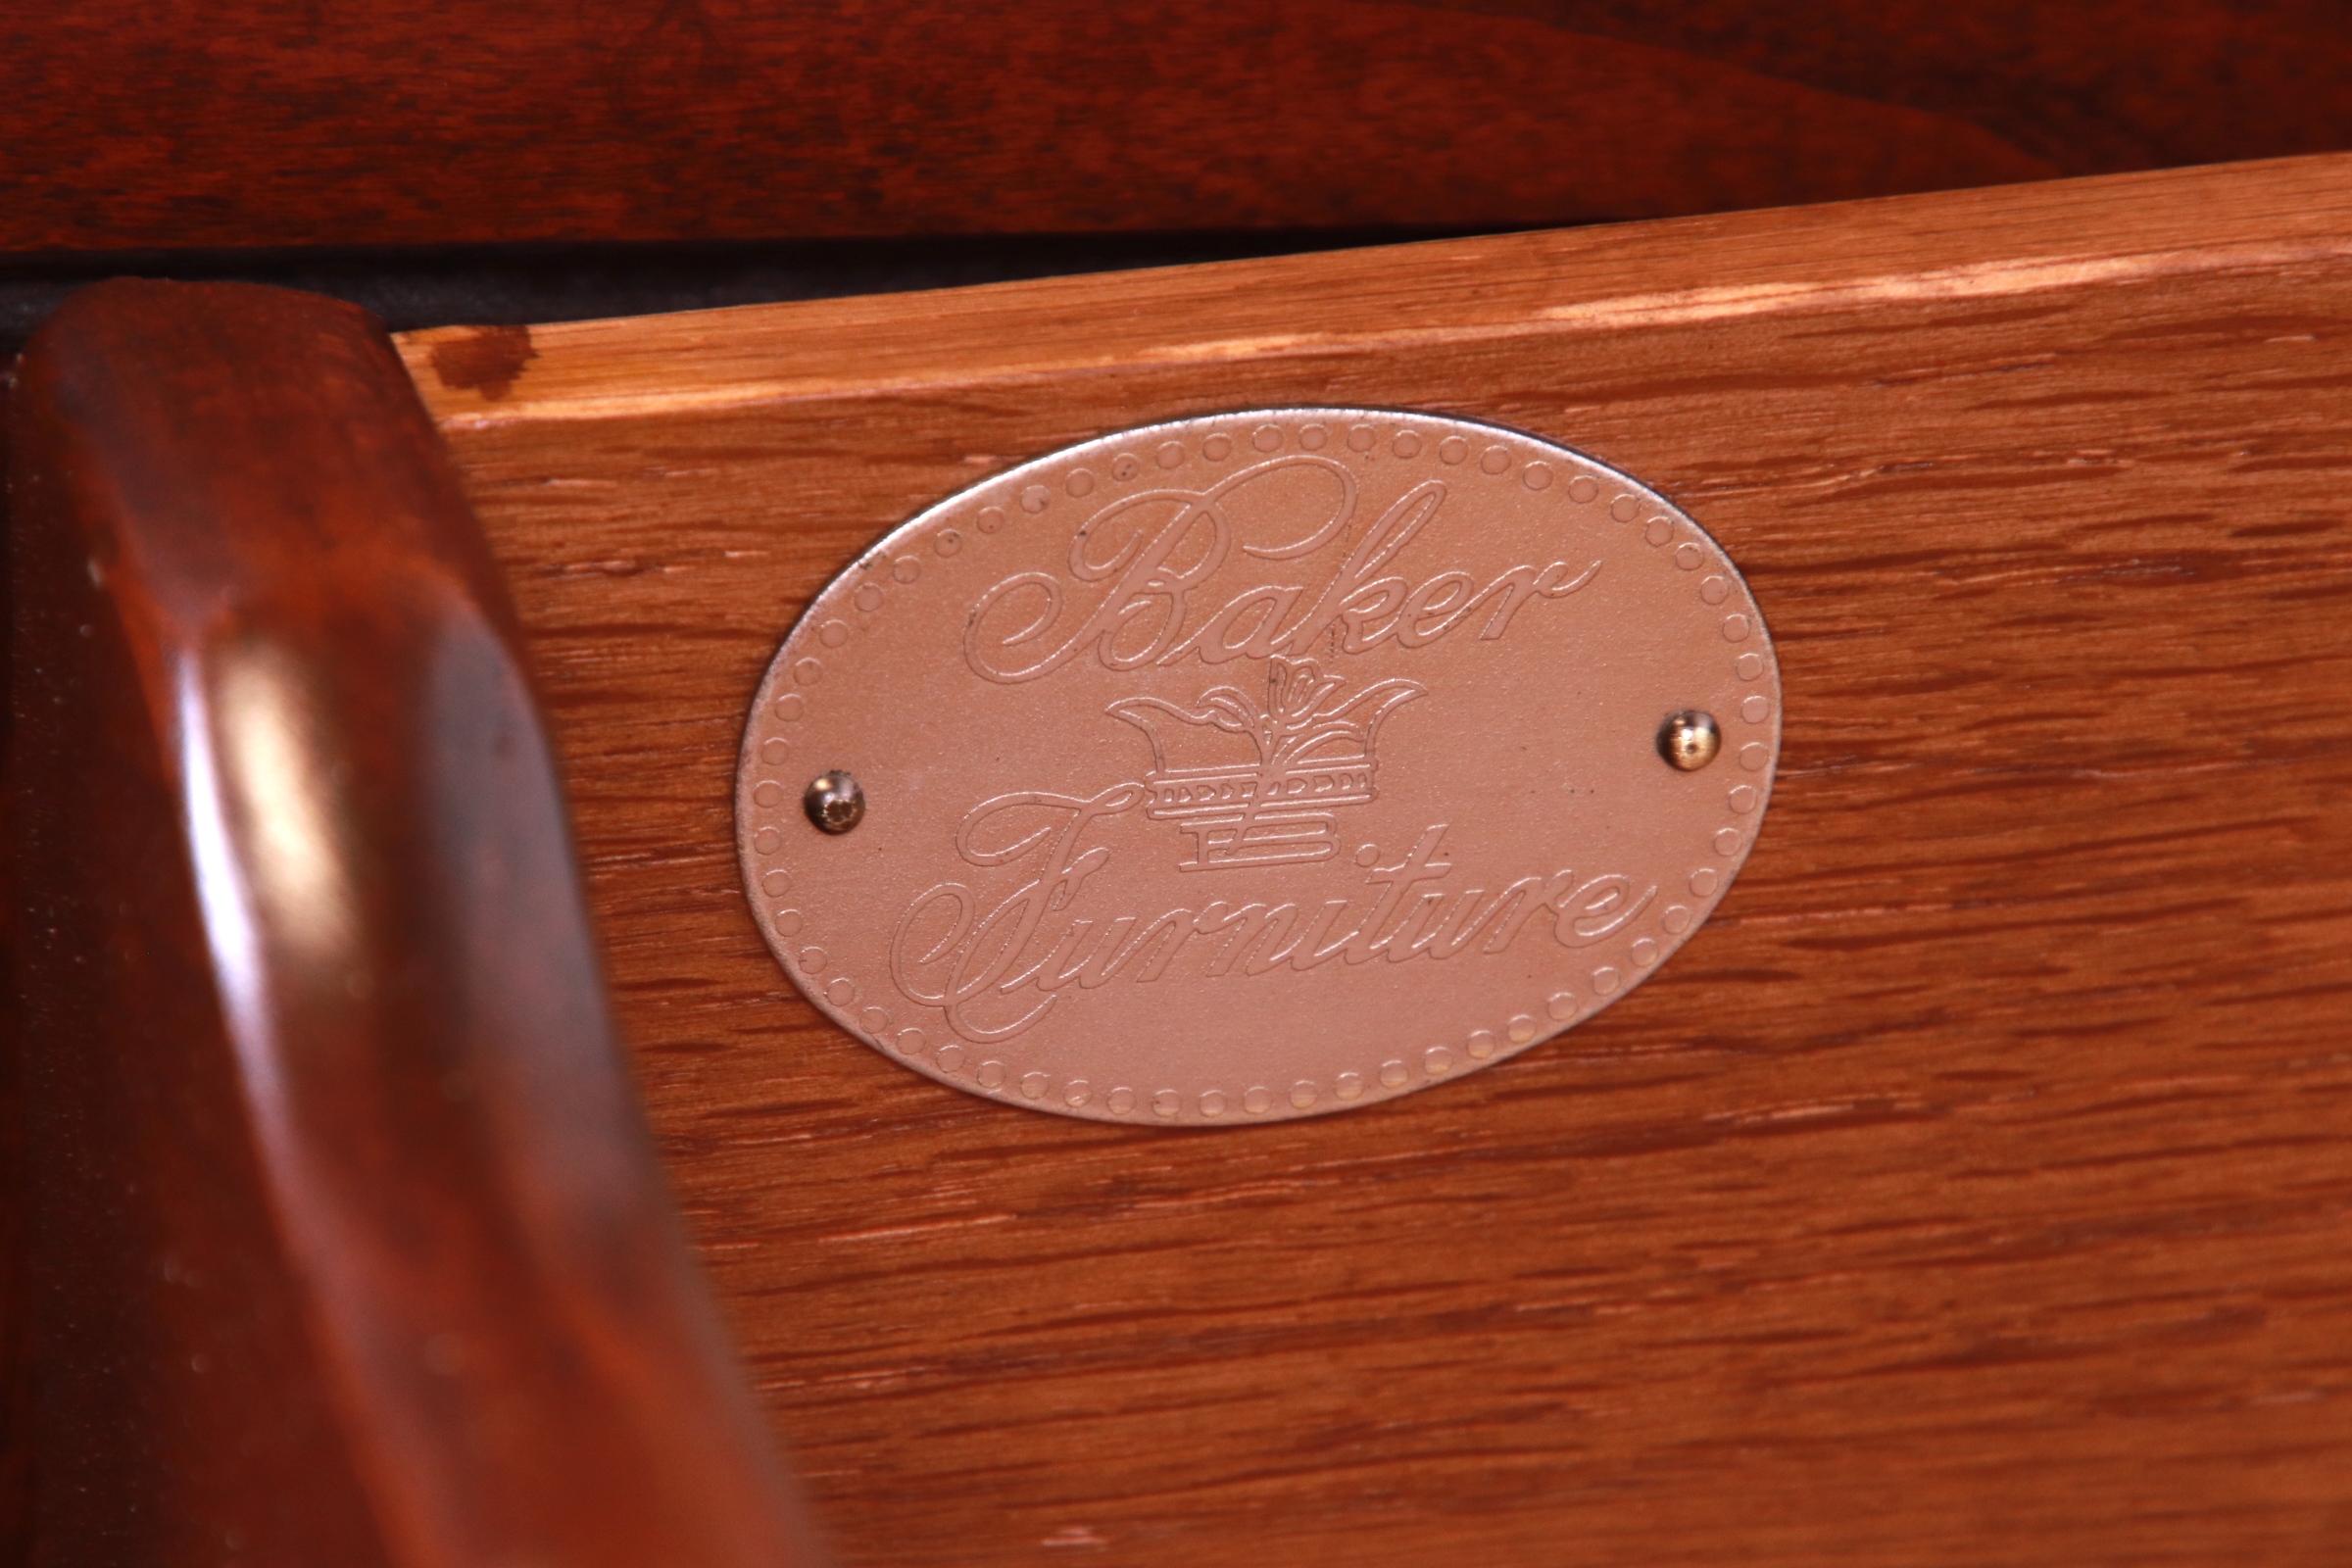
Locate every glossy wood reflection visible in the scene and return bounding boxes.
[5,281,824,1566]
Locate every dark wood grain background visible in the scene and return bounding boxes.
[393,156,2352,1566]
[5,1,2349,253]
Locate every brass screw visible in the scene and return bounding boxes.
[1658,710,1721,771]
[805,770,866,834]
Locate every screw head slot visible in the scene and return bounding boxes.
[805,770,866,833]
[1658,711,1722,771]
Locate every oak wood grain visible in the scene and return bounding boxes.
[5,2,2350,253]
[403,154,2352,1565]
[4,281,823,1567]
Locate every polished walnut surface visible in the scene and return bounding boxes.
[392,155,2352,1566]
[7,3,2349,254]
[6,282,821,1567]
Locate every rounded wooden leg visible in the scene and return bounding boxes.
[5,280,828,1567]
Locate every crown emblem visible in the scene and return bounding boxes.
[1107,656,1424,870]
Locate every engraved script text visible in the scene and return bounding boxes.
[892,790,1657,1042]
[964,456,1599,682]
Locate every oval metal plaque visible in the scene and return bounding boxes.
[738,410,1779,1125]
